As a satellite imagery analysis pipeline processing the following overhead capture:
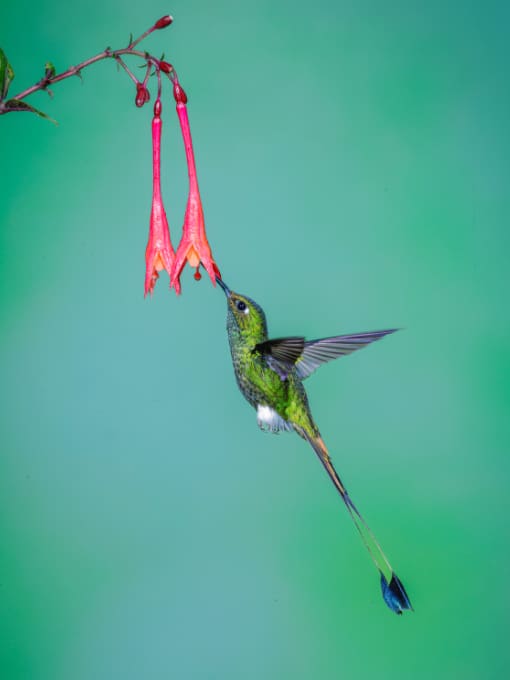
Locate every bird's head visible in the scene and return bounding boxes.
[216,277,267,339]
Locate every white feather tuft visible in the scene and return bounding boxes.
[256,404,292,434]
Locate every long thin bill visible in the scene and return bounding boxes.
[215,276,230,296]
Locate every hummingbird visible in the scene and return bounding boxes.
[216,277,412,615]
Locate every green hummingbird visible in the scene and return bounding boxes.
[216,277,412,615]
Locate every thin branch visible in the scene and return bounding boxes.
[0,16,174,116]
[114,54,139,86]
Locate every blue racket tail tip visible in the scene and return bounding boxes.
[380,571,413,615]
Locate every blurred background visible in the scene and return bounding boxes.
[1,1,509,678]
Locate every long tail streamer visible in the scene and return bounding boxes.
[303,432,413,615]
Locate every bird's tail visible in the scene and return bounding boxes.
[301,430,413,614]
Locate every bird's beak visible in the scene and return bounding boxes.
[216,276,231,297]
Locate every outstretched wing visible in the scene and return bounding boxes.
[255,330,398,381]
[295,329,398,379]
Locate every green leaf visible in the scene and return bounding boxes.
[44,61,56,79]
[0,48,15,100]
[4,98,58,125]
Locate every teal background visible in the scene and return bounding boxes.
[1,1,509,678]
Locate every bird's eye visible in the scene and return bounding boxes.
[236,300,247,312]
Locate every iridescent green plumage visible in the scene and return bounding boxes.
[217,277,412,615]
[225,294,316,436]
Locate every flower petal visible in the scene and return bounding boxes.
[170,237,192,291]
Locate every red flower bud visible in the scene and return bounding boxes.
[153,98,162,117]
[135,83,150,108]
[154,15,173,29]
[159,61,173,74]
[135,91,146,108]
[173,82,188,104]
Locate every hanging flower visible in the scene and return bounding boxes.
[170,79,221,290]
[144,98,178,296]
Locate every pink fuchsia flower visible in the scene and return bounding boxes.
[145,99,179,296]
[170,79,221,290]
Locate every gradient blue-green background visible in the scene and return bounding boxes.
[1,1,509,678]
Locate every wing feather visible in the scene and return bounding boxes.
[254,337,305,364]
[295,329,398,379]
[255,330,398,381]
